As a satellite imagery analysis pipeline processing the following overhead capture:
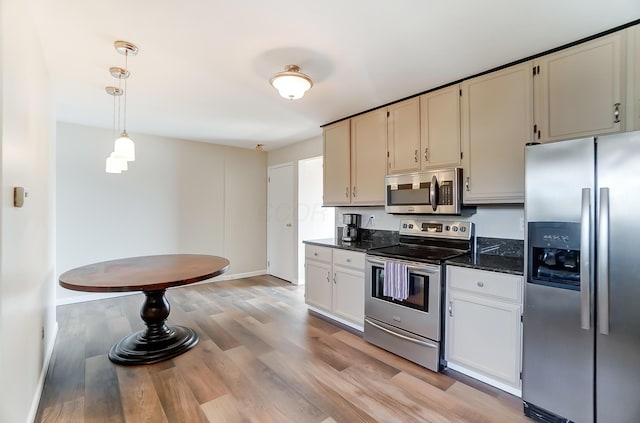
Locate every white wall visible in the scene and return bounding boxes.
[336,205,525,240]
[1,0,57,421]
[57,123,267,303]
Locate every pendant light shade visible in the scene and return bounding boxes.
[106,152,127,173]
[114,130,135,161]
[270,65,313,100]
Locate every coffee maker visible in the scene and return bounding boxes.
[342,213,361,242]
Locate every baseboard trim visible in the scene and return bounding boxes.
[306,305,364,332]
[56,270,269,305]
[27,322,59,423]
[446,361,522,397]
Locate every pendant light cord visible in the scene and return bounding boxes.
[123,52,128,132]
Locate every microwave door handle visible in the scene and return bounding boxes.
[430,175,438,211]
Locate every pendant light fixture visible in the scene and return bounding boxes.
[113,40,138,162]
[105,86,127,173]
[270,65,313,100]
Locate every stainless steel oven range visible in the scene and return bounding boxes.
[364,219,474,372]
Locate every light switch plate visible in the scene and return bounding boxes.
[14,186,25,207]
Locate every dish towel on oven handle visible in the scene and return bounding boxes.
[383,261,409,301]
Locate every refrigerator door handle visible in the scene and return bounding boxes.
[598,187,610,335]
[580,188,591,330]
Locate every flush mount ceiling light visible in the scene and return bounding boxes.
[270,65,313,100]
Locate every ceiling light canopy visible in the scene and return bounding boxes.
[270,65,313,100]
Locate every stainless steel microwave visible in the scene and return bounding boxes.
[385,168,463,214]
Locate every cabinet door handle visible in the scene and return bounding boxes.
[333,273,337,284]
[326,272,330,283]
[465,177,470,192]
[613,103,621,123]
[313,252,318,256]
[345,187,349,198]
[414,149,418,163]
[448,301,453,317]
[352,186,357,198]
[424,147,429,162]
[346,258,351,263]
[477,281,484,287]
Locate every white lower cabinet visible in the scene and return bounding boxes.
[304,245,365,330]
[445,265,523,396]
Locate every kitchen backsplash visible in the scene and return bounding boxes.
[334,205,525,240]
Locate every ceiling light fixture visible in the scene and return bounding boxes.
[112,40,138,162]
[105,86,127,173]
[255,144,264,152]
[270,65,313,100]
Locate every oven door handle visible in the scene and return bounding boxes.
[366,257,440,274]
[365,318,438,349]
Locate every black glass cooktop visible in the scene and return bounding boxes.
[367,244,469,264]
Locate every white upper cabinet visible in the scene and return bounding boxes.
[461,62,533,204]
[420,84,461,169]
[387,98,421,174]
[350,108,387,205]
[323,120,351,206]
[533,30,625,142]
[323,109,386,207]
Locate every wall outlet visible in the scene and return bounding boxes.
[368,215,375,227]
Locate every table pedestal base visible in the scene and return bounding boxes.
[108,289,199,365]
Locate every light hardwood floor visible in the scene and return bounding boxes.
[36,275,531,422]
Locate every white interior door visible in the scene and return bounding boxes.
[267,163,295,283]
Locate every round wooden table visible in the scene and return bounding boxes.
[59,254,230,365]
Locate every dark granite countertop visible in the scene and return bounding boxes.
[303,229,399,252]
[446,253,524,276]
[303,238,394,253]
[304,233,525,275]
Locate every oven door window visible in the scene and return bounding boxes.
[370,263,429,311]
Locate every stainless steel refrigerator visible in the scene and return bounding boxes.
[523,130,640,423]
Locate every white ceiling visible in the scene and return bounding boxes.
[31,1,640,151]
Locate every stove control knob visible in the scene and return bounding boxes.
[460,226,466,233]
[452,226,458,232]
[402,223,407,228]
[409,224,413,229]
[445,225,451,231]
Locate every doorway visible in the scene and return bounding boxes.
[298,156,334,284]
[267,163,296,282]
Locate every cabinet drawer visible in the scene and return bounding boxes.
[332,249,365,270]
[448,266,522,302]
[305,245,332,263]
